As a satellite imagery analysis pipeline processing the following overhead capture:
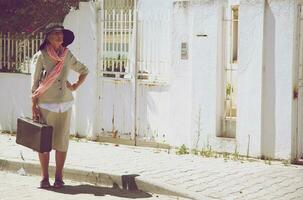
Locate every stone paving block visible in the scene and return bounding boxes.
[244,193,267,200]
[224,191,247,200]
[241,185,265,196]
[274,188,299,198]
[270,191,299,200]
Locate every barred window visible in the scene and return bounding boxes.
[100,0,135,78]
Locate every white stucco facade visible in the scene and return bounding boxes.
[262,0,298,160]
[1,0,303,161]
[0,73,31,132]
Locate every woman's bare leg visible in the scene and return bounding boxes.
[55,150,67,180]
[38,152,50,179]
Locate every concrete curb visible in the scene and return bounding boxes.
[0,158,214,200]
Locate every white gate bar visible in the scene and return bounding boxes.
[100,9,104,72]
[0,33,2,68]
[113,9,116,62]
[105,9,108,72]
[17,38,21,71]
[137,21,142,72]
[119,10,123,72]
[103,9,106,71]
[23,38,26,72]
[110,9,114,71]
[7,32,11,70]
[124,10,128,65]
[12,34,15,69]
[31,35,35,57]
[151,20,156,76]
[145,20,149,73]
[3,34,6,69]
[27,39,30,69]
[15,35,18,70]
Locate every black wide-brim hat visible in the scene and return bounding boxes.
[39,23,74,50]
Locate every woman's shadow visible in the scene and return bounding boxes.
[45,183,152,199]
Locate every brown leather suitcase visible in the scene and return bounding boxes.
[16,117,53,153]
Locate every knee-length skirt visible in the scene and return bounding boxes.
[40,108,71,152]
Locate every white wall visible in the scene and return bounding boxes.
[189,1,220,149]
[137,84,170,143]
[262,0,296,159]
[169,1,192,147]
[0,73,31,131]
[64,2,99,139]
[236,0,265,157]
[138,0,172,19]
[262,0,276,159]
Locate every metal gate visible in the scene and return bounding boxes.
[97,0,170,145]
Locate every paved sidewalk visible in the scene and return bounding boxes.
[0,170,180,200]
[0,133,303,200]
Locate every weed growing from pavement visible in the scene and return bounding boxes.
[174,144,294,167]
[264,158,272,165]
[232,145,241,161]
[200,146,214,157]
[191,149,199,155]
[282,159,290,166]
[194,108,202,150]
[176,144,189,155]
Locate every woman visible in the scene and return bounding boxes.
[31,23,89,188]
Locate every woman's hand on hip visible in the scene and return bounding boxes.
[66,81,78,91]
[66,74,87,91]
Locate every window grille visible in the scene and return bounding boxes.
[99,0,170,82]
[100,7,135,78]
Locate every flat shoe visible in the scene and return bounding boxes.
[53,179,65,188]
[40,178,51,188]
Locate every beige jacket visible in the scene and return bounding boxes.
[31,49,89,103]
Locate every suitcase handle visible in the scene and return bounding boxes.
[24,117,47,125]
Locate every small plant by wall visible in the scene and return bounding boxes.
[176,144,189,155]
